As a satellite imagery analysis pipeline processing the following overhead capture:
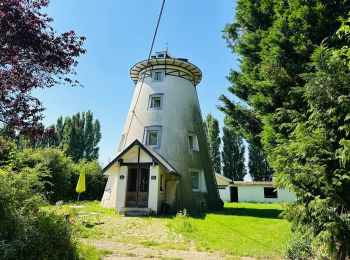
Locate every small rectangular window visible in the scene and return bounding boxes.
[191,171,199,191]
[146,131,158,146]
[152,70,164,81]
[188,135,194,149]
[188,133,199,151]
[156,52,166,58]
[149,94,163,109]
[144,126,162,148]
[160,174,164,191]
[264,187,278,198]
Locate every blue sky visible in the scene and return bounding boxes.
[33,0,240,166]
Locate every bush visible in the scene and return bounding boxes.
[286,233,313,260]
[17,147,106,203]
[70,160,106,201]
[0,169,78,259]
[17,147,75,202]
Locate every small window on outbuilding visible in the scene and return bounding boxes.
[264,187,278,198]
[152,70,164,82]
[188,133,199,151]
[149,94,163,109]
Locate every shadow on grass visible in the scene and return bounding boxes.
[153,211,207,219]
[153,208,283,220]
[213,207,283,219]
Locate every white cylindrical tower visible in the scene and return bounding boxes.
[102,51,220,212]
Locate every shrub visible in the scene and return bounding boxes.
[174,209,195,233]
[17,147,106,203]
[0,169,78,259]
[18,147,75,202]
[71,160,106,201]
[286,233,313,260]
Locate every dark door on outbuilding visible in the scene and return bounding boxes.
[125,167,150,208]
[230,187,238,202]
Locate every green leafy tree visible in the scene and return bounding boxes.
[0,140,77,259]
[57,111,101,162]
[18,147,75,202]
[222,125,246,181]
[220,0,350,257]
[248,144,273,181]
[204,114,221,173]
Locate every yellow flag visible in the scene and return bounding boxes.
[76,169,86,194]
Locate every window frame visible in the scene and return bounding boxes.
[156,51,166,58]
[152,70,164,82]
[190,171,200,192]
[188,133,199,151]
[160,174,164,192]
[264,187,278,198]
[148,93,164,110]
[144,126,162,148]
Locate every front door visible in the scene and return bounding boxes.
[230,186,238,202]
[125,167,150,207]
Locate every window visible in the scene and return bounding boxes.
[147,131,158,146]
[152,70,164,81]
[188,133,199,151]
[264,187,278,198]
[188,135,193,149]
[156,51,166,58]
[144,126,162,148]
[190,169,207,193]
[160,174,164,191]
[149,94,163,109]
[190,171,199,191]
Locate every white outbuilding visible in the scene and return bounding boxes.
[101,52,221,214]
[215,173,295,203]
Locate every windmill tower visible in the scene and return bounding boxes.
[101,51,221,213]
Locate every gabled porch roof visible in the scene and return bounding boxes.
[102,139,179,176]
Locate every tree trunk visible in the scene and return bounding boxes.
[337,242,350,260]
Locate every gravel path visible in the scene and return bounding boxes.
[82,238,232,259]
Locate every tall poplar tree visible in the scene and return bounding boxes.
[57,111,101,162]
[220,0,350,257]
[248,144,272,181]
[222,125,246,181]
[204,114,221,173]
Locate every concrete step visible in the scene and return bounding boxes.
[121,207,151,217]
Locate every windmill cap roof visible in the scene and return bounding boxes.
[130,51,202,86]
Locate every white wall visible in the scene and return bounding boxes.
[115,166,128,213]
[218,187,230,202]
[101,175,118,208]
[217,185,295,203]
[148,165,159,213]
[237,186,295,203]
[101,164,119,208]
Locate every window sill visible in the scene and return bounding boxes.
[192,190,207,194]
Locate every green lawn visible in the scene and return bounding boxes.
[168,203,292,258]
[51,201,292,259]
